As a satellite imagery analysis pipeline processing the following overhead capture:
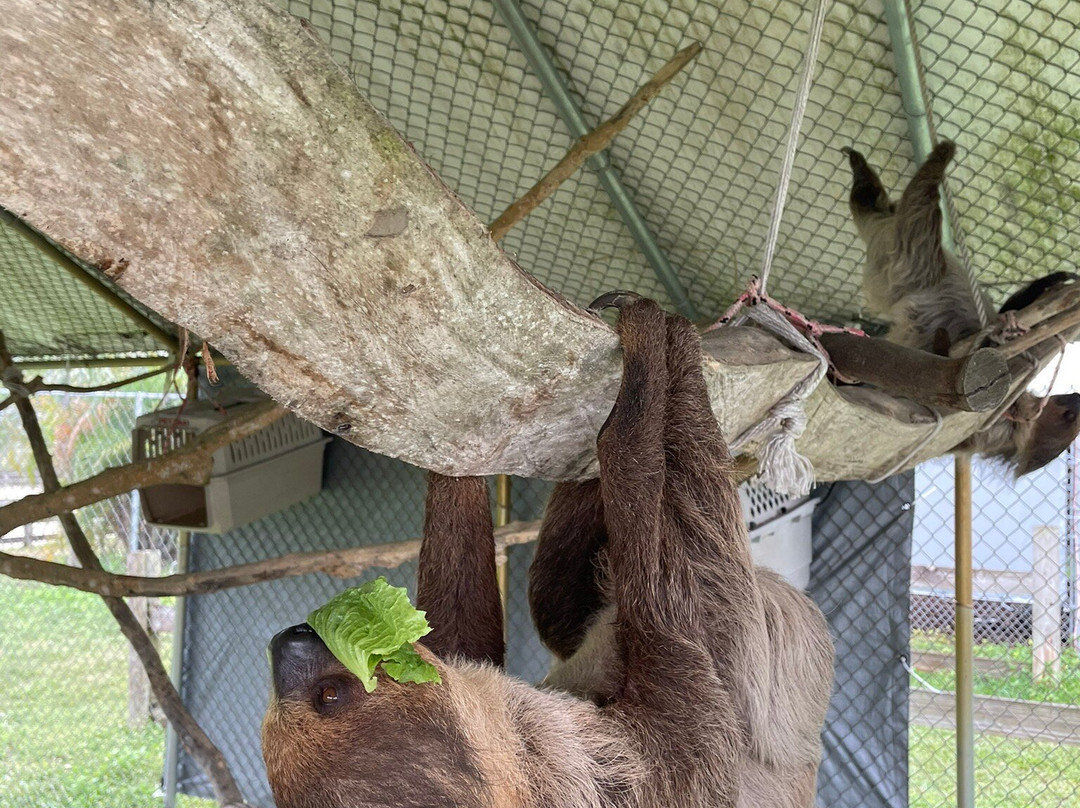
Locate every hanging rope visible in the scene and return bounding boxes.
[902,0,990,329]
[729,303,829,496]
[758,0,831,295]
[720,0,831,496]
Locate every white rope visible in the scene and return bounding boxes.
[730,305,828,496]
[729,0,831,495]
[758,0,832,295]
[902,0,990,328]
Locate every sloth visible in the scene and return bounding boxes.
[525,295,834,808]
[842,142,1080,473]
[262,295,834,808]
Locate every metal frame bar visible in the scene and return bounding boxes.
[882,3,974,805]
[953,455,976,808]
[880,0,956,251]
[0,206,175,353]
[491,0,697,320]
[162,530,191,808]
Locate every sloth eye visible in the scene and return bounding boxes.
[312,679,345,713]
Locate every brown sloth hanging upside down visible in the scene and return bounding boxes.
[842,141,1080,474]
[262,294,834,808]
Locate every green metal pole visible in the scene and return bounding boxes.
[491,0,697,320]
[880,0,956,251]
[162,531,191,808]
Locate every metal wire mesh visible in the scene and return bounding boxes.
[909,450,1080,808]
[277,0,1080,334]
[0,217,169,364]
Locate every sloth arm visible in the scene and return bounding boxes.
[528,479,608,660]
[597,297,751,801]
[893,140,956,292]
[416,472,505,667]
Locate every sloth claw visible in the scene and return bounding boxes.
[841,145,866,167]
[588,291,642,313]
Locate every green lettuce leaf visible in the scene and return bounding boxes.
[307,578,442,693]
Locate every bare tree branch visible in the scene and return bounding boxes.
[0,362,176,413]
[0,397,286,537]
[998,305,1080,359]
[0,336,250,807]
[0,520,541,598]
[950,283,1080,357]
[488,42,702,242]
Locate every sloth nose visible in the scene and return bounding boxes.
[268,623,332,697]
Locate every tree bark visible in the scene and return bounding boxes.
[0,0,627,481]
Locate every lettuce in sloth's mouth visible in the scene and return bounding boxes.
[307,578,442,693]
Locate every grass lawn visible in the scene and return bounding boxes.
[0,579,214,808]
[910,725,1080,808]
[3,584,1079,807]
[910,630,1080,704]
[909,630,1080,807]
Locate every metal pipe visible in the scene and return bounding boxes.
[491,0,697,321]
[163,530,191,808]
[953,455,976,808]
[494,475,512,618]
[0,206,175,350]
[880,0,956,250]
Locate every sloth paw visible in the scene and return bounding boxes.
[588,291,642,313]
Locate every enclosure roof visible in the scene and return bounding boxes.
[1,0,1078,361]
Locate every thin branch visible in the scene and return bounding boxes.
[0,399,286,537]
[488,42,702,242]
[950,283,1080,358]
[0,520,541,598]
[0,333,250,807]
[0,362,176,413]
[999,306,1080,359]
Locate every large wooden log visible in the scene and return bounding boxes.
[0,0,826,480]
[819,333,1009,413]
[0,0,1060,483]
[0,0,624,479]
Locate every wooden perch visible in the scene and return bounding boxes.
[819,333,1009,413]
[0,0,1064,484]
[0,0,631,481]
[950,282,1080,358]
[0,520,541,598]
[488,42,702,241]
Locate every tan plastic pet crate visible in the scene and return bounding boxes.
[133,399,330,533]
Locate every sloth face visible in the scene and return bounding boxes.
[262,624,487,808]
[1021,393,1080,476]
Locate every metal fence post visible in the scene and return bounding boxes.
[954,455,975,808]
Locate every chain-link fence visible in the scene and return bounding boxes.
[908,449,1080,808]
[277,0,1080,329]
[0,378,196,808]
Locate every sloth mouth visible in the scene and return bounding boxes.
[268,623,334,697]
